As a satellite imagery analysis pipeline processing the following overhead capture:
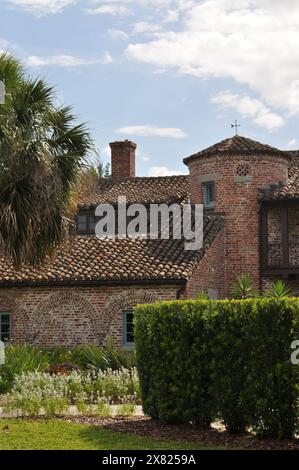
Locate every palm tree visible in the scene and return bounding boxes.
[0,53,94,266]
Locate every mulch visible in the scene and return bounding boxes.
[63,416,299,450]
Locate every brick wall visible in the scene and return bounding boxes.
[187,153,290,296]
[185,228,225,299]
[0,283,180,348]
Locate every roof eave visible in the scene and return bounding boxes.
[184,151,291,166]
[0,277,188,289]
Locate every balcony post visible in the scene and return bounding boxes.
[280,204,289,269]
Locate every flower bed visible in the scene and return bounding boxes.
[3,368,139,417]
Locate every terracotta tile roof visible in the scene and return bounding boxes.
[260,167,299,201]
[0,215,224,286]
[78,175,190,208]
[184,135,289,165]
[259,151,299,201]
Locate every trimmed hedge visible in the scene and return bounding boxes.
[134,299,299,439]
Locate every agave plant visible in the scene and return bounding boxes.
[0,53,94,266]
[265,280,294,299]
[231,273,258,299]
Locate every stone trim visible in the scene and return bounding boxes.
[233,175,253,183]
[198,173,220,183]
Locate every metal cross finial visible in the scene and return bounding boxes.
[231,119,241,136]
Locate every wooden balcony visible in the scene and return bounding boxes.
[260,200,299,277]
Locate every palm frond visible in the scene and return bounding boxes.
[0,54,95,266]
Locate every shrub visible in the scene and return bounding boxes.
[210,301,250,434]
[116,403,136,417]
[135,301,215,426]
[96,400,112,418]
[135,299,299,439]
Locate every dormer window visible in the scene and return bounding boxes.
[76,211,97,235]
[203,182,215,209]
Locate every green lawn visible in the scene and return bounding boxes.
[0,419,219,450]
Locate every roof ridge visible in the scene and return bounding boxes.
[104,174,189,182]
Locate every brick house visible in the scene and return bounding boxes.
[0,135,298,347]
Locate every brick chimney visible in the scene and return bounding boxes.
[110,140,137,179]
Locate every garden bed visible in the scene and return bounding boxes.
[65,416,299,451]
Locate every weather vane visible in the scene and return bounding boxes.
[231,120,240,136]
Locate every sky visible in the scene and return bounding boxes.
[1,0,299,176]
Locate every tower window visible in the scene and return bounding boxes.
[203,182,215,208]
[236,162,251,177]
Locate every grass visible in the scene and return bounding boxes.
[0,419,220,450]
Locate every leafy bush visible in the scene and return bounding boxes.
[135,301,215,426]
[116,403,136,417]
[135,299,299,439]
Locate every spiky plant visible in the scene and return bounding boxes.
[195,290,209,300]
[265,280,294,299]
[0,53,94,266]
[231,273,258,299]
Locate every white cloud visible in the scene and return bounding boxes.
[163,9,179,23]
[141,155,151,162]
[133,22,161,34]
[211,91,285,132]
[108,29,129,40]
[101,52,114,64]
[26,53,113,67]
[126,0,299,116]
[101,145,111,159]
[85,4,131,16]
[0,38,16,53]
[86,0,176,16]
[116,125,187,139]
[287,139,297,148]
[5,0,76,16]
[148,165,181,176]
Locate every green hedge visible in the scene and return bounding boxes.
[134,299,299,439]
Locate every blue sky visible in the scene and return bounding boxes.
[1,0,299,176]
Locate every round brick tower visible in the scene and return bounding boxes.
[184,135,292,296]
